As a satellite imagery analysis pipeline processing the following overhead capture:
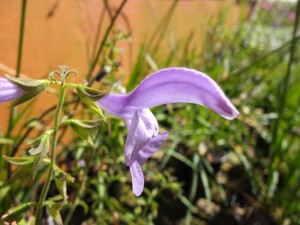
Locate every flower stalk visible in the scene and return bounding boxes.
[35,82,66,224]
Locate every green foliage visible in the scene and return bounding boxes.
[1,0,300,224]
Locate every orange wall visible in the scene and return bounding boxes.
[0,0,240,131]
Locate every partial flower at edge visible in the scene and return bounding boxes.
[0,78,25,103]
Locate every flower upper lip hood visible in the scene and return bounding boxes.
[0,77,25,103]
[97,67,239,196]
[97,67,239,120]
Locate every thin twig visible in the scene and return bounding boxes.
[87,0,128,82]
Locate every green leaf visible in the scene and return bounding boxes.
[0,183,10,201]
[1,202,36,223]
[76,86,106,120]
[3,155,34,166]
[28,132,51,180]
[60,119,104,148]
[53,166,75,202]
[60,120,102,148]
[60,119,102,129]
[45,199,64,225]
[77,200,89,214]
[48,202,64,225]
[0,138,13,146]
[60,119,103,148]
[54,175,67,202]
[53,165,75,183]
[68,122,96,149]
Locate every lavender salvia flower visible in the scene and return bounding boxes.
[0,77,25,103]
[97,67,239,196]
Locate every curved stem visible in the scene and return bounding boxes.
[35,84,66,224]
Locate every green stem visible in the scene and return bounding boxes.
[6,0,27,137]
[16,0,27,78]
[35,84,66,224]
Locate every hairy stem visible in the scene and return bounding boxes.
[35,84,66,224]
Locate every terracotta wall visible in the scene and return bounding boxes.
[0,0,240,131]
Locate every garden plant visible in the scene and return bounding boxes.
[0,0,300,224]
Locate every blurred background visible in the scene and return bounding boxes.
[0,0,300,224]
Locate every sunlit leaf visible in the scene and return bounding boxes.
[3,155,34,166]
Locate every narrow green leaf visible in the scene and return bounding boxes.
[1,202,36,223]
[199,160,211,202]
[60,119,102,129]
[77,200,89,214]
[0,138,13,146]
[0,183,10,201]
[3,155,34,166]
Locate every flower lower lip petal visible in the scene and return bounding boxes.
[130,161,144,196]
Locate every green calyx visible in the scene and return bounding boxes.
[76,85,107,120]
[5,74,50,92]
[77,85,107,101]
[6,75,50,107]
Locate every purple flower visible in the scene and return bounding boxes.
[0,77,25,103]
[260,1,272,10]
[97,67,239,196]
